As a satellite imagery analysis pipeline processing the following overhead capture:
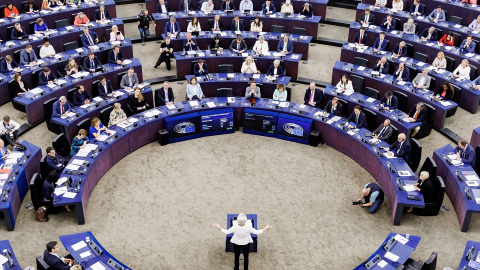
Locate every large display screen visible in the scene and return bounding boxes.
[243,109,278,135]
[164,112,201,142]
[276,114,312,143]
[200,109,234,133]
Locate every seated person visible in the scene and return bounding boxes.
[11,73,29,97]
[373,56,389,74]
[41,171,68,219]
[380,14,396,32]
[65,58,80,76]
[23,0,39,13]
[65,0,81,6]
[273,83,287,101]
[392,41,407,57]
[231,15,244,31]
[335,74,354,95]
[164,16,180,37]
[40,0,50,9]
[250,16,263,32]
[128,87,147,113]
[154,37,174,70]
[239,0,253,13]
[353,27,368,46]
[453,59,471,80]
[72,85,92,106]
[39,38,56,58]
[267,59,283,78]
[186,77,204,100]
[463,0,477,4]
[301,3,313,17]
[410,0,425,16]
[52,96,71,120]
[355,182,384,214]
[38,67,57,86]
[94,5,111,22]
[108,102,127,127]
[156,81,175,106]
[20,44,38,66]
[120,68,138,90]
[432,51,446,69]
[471,74,480,90]
[83,52,102,72]
[373,32,389,52]
[428,6,446,23]
[45,146,65,173]
[324,97,343,116]
[4,2,19,18]
[384,133,412,163]
[460,36,476,54]
[194,59,208,76]
[201,0,214,13]
[277,34,293,55]
[262,0,276,14]
[281,0,294,13]
[110,25,125,42]
[407,171,433,212]
[304,82,321,108]
[392,0,403,10]
[229,36,247,53]
[438,31,455,46]
[359,8,375,26]
[49,0,65,8]
[107,45,124,65]
[420,26,438,42]
[469,15,480,31]
[34,18,48,34]
[89,117,112,141]
[74,12,90,26]
[241,56,258,74]
[187,16,201,33]
[97,76,113,98]
[208,15,224,31]
[380,91,398,110]
[245,81,261,98]
[0,139,10,162]
[183,32,198,51]
[0,55,20,74]
[70,129,88,156]
[253,36,269,54]
[221,0,235,11]
[11,23,27,40]
[406,102,427,137]
[44,241,74,269]
[372,119,393,141]
[394,62,410,81]
[156,0,170,13]
[376,0,387,7]
[80,27,99,49]
[435,82,454,101]
[455,139,477,166]
[412,68,432,89]
[346,105,367,129]
[210,36,224,51]
[403,19,416,34]
[0,116,19,146]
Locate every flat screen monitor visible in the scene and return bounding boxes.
[276,113,312,144]
[243,108,278,136]
[165,112,201,143]
[200,109,234,134]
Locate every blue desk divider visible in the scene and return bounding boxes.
[199,108,235,136]
[276,113,313,144]
[243,109,279,138]
[165,112,201,143]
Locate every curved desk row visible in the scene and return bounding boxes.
[59,231,130,270]
[323,84,421,139]
[0,141,41,231]
[457,241,480,270]
[184,73,291,100]
[332,61,457,129]
[174,50,301,79]
[340,43,479,115]
[162,31,311,60]
[433,144,480,232]
[14,58,143,125]
[354,233,420,270]
[471,127,480,150]
[52,97,423,225]
[153,11,321,38]
[51,86,153,144]
[0,240,21,269]
[146,0,328,20]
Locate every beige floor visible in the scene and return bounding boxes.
[0,4,479,270]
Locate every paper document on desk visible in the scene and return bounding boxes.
[61,112,76,119]
[189,101,199,106]
[100,20,111,25]
[65,164,80,171]
[90,262,106,270]
[112,91,123,97]
[384,251,399,262]
[122,59,132,65]
[54,186,67,196]
[331,116,341,122]
[63,192,77,199]
[436,69,446,74]
[144,109,161,118]
[466,53,475,58]
[56,177,68,186]
[466,175,479,181]
[403,185,416,192]
[377,260,388,268]
[416,62,425,67]
[451,160,463,166]
[385,152,397,159]
[467,181,479,187]
[291,54,299,59]
[347,130,355,136]
[357,66,365,71]
[84,144,98,151]
[90,45,99,51]
[393,234,408,245]
[71,240,87,251]
[365,97,376,103]
[197,53,205,57]
[279,102,289,107]
[0,173,8,181]
[398,171,411,176]
[440,101,452,106]
[252,74,260,79]
[4,158,17,165]
[206,102,216,108]
[71,159,84,166]
[80,251,92,258]
[399,57,407,62]
[166,104,176,110]
[227,73,235,78]
[76,149,90,157]
[447,154,457,160]
[80,104,91,109]
[0,254,8,265]
[397,81,406,85]
[93,97,103,103]
[228,97,235,103]
[55,79,67,86]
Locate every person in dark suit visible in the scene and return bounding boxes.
[304,82,322,108]
[359,8,375,26]
[420,26,438,42]
[0,55,20,74]
[94,5,111,22]
[455,139,477,166]
[460,35,476,54]
[386,133,412,163]
[346,105,367,129]
[324,97,343,116]
[52,96,71,120]
[380,91,398,110]
[231,15,244,31]
[266,60,283,77]
[406,102,427,137]
[179,0,192,11]
[83,52,102,72]
[156,0,171,13]
[435,82,454,101]
[107,45,124,65]
[19,44,38,65]
[373,56,389,74]
[43,240,74,269]
[11,23,27,40]
[353,27,368,45]
[11,73,28,97]
[164,16,180,37]
[277,34,293,55]
[38,67,57,86]
[194,59,208,75]
[380,14,396,32]
[97,76,113,98]
[410,0,425,16]
[156,81,175,106]
[262,0,276,14]
[183,32,198,51]
[80,27,99,49]
[394,62,410,81]
[372,119,393,141]
[208,15,224,31]
[72,85,92,106]
[229,36,247,53]
[373,32,389,52]
[128,87,147,113]
[210,35,224,50]
[414,171,434,203]
[392,41,407,57]
[221,0,235,11]
[45,146,65,174]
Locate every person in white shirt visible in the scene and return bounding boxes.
[375,0,387,7]
[281,0,294,13]
[213,213,273,270]
[241,56,258,74]
[187,16,201,33]
[250,16,263,32]
[252,36,269,54]
[109,25,125,42]
[39,38,56,58]
[239,0,253,13]
[453,59,471,80]
[336,74,354,95]
[0,116,20,146]
[392,0,404,10]
[201,0,214,12]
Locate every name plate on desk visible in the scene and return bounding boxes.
[113,66,123,70]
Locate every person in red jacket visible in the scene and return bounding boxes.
[438,31,455,46]
[4,2,19,18]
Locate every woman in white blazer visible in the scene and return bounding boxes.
[252,36,269,54]
[187,16,202,33]
[336,74,354,95]
[453,59,471,80]
[213,213,272,270]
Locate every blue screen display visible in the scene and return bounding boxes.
[276,115,312,142]
[165,113,201,140]
[201,111,234,133]
[244,112,277,134]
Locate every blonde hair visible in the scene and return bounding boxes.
[113,102,121,110]
[237,213,247,226]
[420,171,429,180]
[78,129,87,136]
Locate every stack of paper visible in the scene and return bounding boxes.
[398,171,412,176]
[384,251,399,262]
[71,241,87,251]
[189,101,199,106]
[206,102,216,108]
[63,192,77,199]
[61,112,76,119]
[56,177,68,186]
[143,110,161,118]
[393,234,408,244]
[54,186,67,196]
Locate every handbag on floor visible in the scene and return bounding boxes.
[35,206,47,222]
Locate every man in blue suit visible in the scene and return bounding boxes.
[455,139,477,167]
[94,5,111,22]
[262,0,276,14]
[407,102,427,137]
[373,57,389,74]
[410,0,425,16]
[231,15,244,31]
[460,36,476,54]
[380,14,396,32]
[420,26,438,42]
[346,105,368,129]
[156,0,171,13]
[373,32,389,52]
[183,32,198,51]
[164,16,180,37]
[394,62,410,81]
[179,0,192,11]
[380,91,398,110]
[392,41,407,57]
[0,55,20,74]
[19,44,38,65]
[80,27,99,49]
[52,96,72,120]
[107,45,124,65]
[44,241,74,269]
[97,75,113,98]
[386,133,412,164]
[38,67,57,86]
[277,34,293,54]
[428,6,446,23]
[353,27,368,45]
[83,52,102,72]
[304,82,322,108]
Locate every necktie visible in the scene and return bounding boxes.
[27,52,31,63]
[215,21,218,30]
[414,110,419,119]
[87,34,94,46]
[236,22,239,31]
[129,76,132,86]
[365,15,369,22]
[101,12,104,19]
[331,105,334,114]
[171,24,174,34]
[378,40,382,50]
[237,43,240,50]
[359,35,363,44]
[378,127,386,137]
[398,142,403,152]
[356,114,359,124]
[115,53,117,61]
[165,90,169,102]
[91,59,95,68]
[61,104,64,114]
[309,90,314,102]
[419,76,425,87]
[415,5,418,13]
[387,98,390,106]
[185,2,188,11]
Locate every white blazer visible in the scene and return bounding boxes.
[222,222,263,245]
[187,22,201,32]
[336,80,354,95]
[252,41,269,54]
[453,65,471,80]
